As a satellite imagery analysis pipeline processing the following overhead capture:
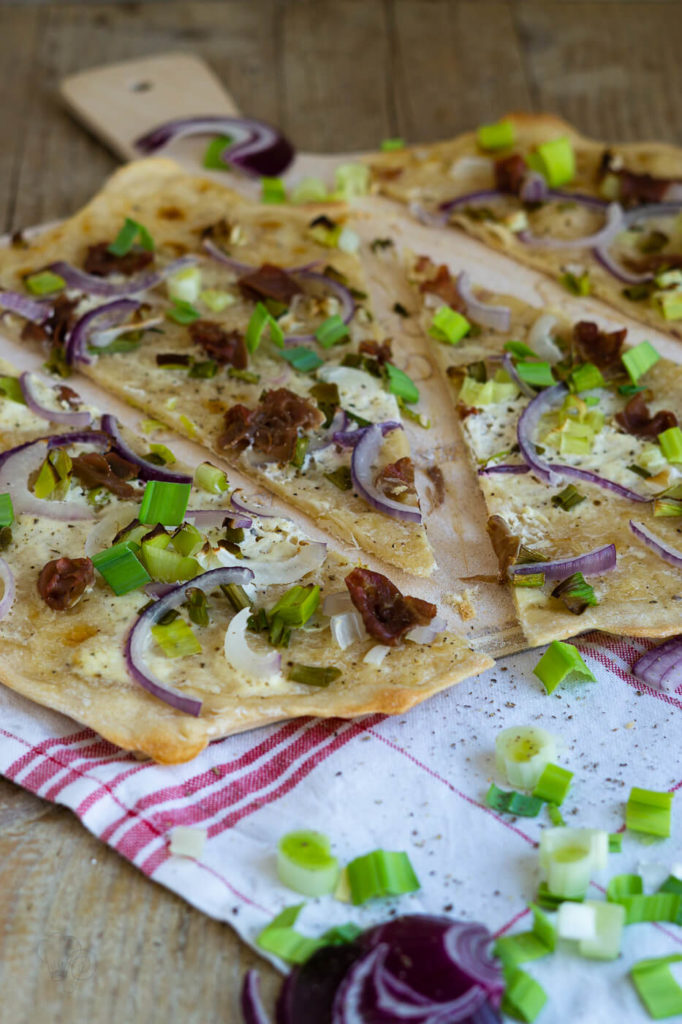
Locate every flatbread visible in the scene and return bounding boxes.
[0,159,435,576]
[409,257,682,646]
[0,364,490,763]
[368,112,682,339]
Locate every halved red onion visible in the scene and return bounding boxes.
[508,542,616,579]
[231,489,275,518]
[405,615,447,644]
[551,464,651,503]
[185,508,252,530]
[629,520,682,568]
[100,414,192,484]
[333,421,401,448]
[20,371,92,428]
[48,256,197,299]
[331,944,385,1024]
[66,299,141,365]
[214,540,327,586]
[457,272,511,332]
[351,424,422,523]
[0,557,16,620]
[501,353,535,398]
[240,970,272,1024]
[516,383,567,485]
[125,566,254,715]
[632,636,682,691]
[134,116,294,177]
[0,290,51,323]
[518,201,624,250]
[0,436,107,520]
[224,606,281,680]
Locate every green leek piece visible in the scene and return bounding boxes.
[346,849,420,905]
[24,270,65,295]
[381,137,405,152]
[268,586,320,641]
[287,664,342,687]
[147,443,176,466]
[654,496,682,517]
[194,461,229,494]
[548,803,566,827]
[246,301,284,353]
[578,900,625,960]
[495,725,557,790]
[256,905,322,964]
[494,926,551,971]
[166,298,201,325]
[622,340,660,384]
[512,573,545,589]
[200,289,235,313]
[141,544,200,584]
[532,762,573,805]
[501,967,547,1023]
[167,264,202,305]
[92,542,151,595]
[34,447,72,500]
[551,572,598,615]
[659,426,682,464]
[486,783,544,817]
[531,136,575,188]
[202,135,232,170]
[560,270,591,296]
[558,421,595,455]
[606,873,643,902]
[659,875,682,896]
[0,376,25,404]
[570,362,605,393]
[551,484,586,511]
[279,346,324,373]
[320,923,363,945]
[385,362,419,404]
[0,494,13,528]
[476,119,516,151]
[221,582,252,612]
[261,177,287,204]
[515,361,556,389]
[504,340,536,358]
[631,955,682,1020]
[626,786,673,838]
[151,617,201,658]
[334,163,370,200]
[184,587,209,627]
[539,828,605,900]
[139,480,191,526]
[277,830,339,896]
[608,833,623,853]
[533,641,596,695]
[324,466,352,491]
[315,315,349,348]
[291,436,309,469]
[655,290,682,321]
[459,376,518,406]
[170,522,202,557]
[535,882,582,910]
[290,178,328,204]
[618,893,681,926]
[108,217,154,256]
[429,305,471,345]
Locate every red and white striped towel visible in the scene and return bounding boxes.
[1,631,680,1022]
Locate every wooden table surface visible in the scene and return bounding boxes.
[0,1,681,1020]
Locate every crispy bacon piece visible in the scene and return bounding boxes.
[616,392,678,437]
[56,385,81,409]
[425,465,446,508]
[345,567,436,646]
[419,264,465,311]
[486,515,521,581]
[188,320,247,368]
[573,320,627,370]
[494,154,528,196]
[369,165,404,182]
[83,242,154,277]
[219,388,323,462]
[38,556,95,611]
[376,457,417,502]
[71,451,139,498]
[219,404,254,451]
[359,339,393,365]
[599,150,681,206]
[238,263,302,305]
[22,294,79,346]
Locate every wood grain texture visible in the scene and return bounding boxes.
[0,2,681,1021]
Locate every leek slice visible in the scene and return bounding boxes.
[631,955,682,1019]
[532,763,573,805]
[346,849,420,904]
[626,787,673,838]
[501,968,547,1023]
[277,831,339,896]
[495,725,557,789]
[533,641,595,694]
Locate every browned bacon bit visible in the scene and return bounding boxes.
[200,218,232,245]
[71,452,138,498]
[369,165,404,182]
[494,154,528,196]
[83,242,154,278]
[456,403,480,420]
[23,294,79,346]
[219,389,322,462]
[425,465,446,508]
[238,263,302,305]
[616,392,678,437]
[56,385,81,409]
[38,556,95,611]
[345,567,436,646]
[359,339,393,365]
[487,515,521,581]
[376,457,416,503]
[188,320,247,368]
[419,264,465,311]
[599,151,681,207]
[156,353,191,367]
[573,320,626,370]
[219,404,254,451]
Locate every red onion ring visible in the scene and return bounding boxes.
[331,945,385,1024]
[0,557,16,621]
[66,299,141,365]
[632,635,682,691]
[240,970,272,1024]
[592,245,653,285]
[125,565,254,715]
[351,424,422,523]
[333,421,401,448]
[134,116,294,177]
[457,272,511,332]
[100,414,192,484]
[518,201,624,250]
[0,290,52,323]
[629,519,682,568]
[371,945,489,1022]
[19,372,92,428]
[516,383,567,485]
[508,542,617,579]
[47,256,197,299]
[550,464,651,503]
[308,409,349,453]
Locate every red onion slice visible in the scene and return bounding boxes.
[516,383,567,485]
[240,970,272,1024]
[351,424,422,523]
[550,464,651,503]
[19,372,92,428]
[372,945,489,1022]
[100,414,192,484]
[47,256,197,299]
[224,606,282,681]
[331,945,385,1024]
[519,171,548,204]
[185,509,252,530]
[518,201,624,250]
[125,566,254,715]
[66,299,141,365]
[333,421,401,448]
[443,923,505,1007]
[508,542,617,579]
[501,353,535,398]
[0,290,51,323]
[632,636,682,691]
[629,520,682,568]
[202,241,320,276]
[457,272,511,332]
[134,116,294,177]
[592,245,653,285]
[0,437,106,520]
[438,190,505,215]
[478,463,530,476]
[0,557,16,621]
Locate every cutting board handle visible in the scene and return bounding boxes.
[60,52,242,163]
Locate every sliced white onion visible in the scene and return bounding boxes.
[457,271,511,332]
[363,644,390,666]
[330,611,366,650]
[0,557,16,620]
[224,606,281,680]
[90,315,164,349]
[322,591,355,616]
[214,540,327,586]
[527,313,564,363]
[405,615,447,644]
[84,504,139,557]
[449,155,494,181]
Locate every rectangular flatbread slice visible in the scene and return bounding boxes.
[367,112,682,340]
[0,361,491,763]
[0,159,435,576]
[410,255,682,646]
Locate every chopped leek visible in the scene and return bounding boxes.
[608,833,623,853]
[139,480,191,527]
[25,270,65,295]
[334,163,370,200]
[654,496,682,517]
[551,572,598,615]
[108,217,154,256]
[530,137,575,188]
[291,436,309,469]
[548,803,566,827]
[516,361,556,389]
[277,830,339,896]
[166,298,201,325]
[185,587,209,627]
[346,849,420,904]
[385,362,419,403]
[551,484,586,511]
[578,900,625,960]
[315,315,349,348]
[622,340,660,384]
[290,177,328,204]
[381,137,405,152]
[141,544,200,583]
[202,135,232,170]
[494,906,555,970]
[539,828,606,899]
[476,119,516,151]
[0,494,14,528]
[194,461,229,494]
[655,290,682,321]
[459,376,519,405]
[556,900,597,941]
[221,582,252,612]
[659,875,682,896]
[505,340,536,358]
[486,783,543,817]
[561,270,591,296]
[631,954,682,1020]
[659,426,682,464]
[279,346,323,373]
[501,968,547,1023]
[429,305,471,345]
[288,664,342,687]
[200,289,235,313]
[256,905,322,964]
[533,641,595,694]
[626,786,673,838]
[532,762,573,805]
[170,522,202,557]
[0,376,25,404]
[151,617,201,658]
[246,301,284,353]
[570,362,605,393]
[261,177,287,203]
[167,265,202,305]
[496,725,557,790]
[92,542,151,595]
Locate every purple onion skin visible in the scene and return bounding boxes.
[276,943,364,1024]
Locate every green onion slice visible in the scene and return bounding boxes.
[626,786,673,838]
[476,119,516,151]
[486,783,544,817]
[385,362,419,404]
[0,494,14,529]
[151,617,201,658]
[533,641,596,694]
[501,967,547,1023]
[194,461,229,494]
[92,542,151,595]
[202,135,232,170]
[346,849,420,904]
[429,305,471,345]
[25,270,65,295]
[315,315,349,348]
[276,830,339,897]
[622,340,660,384]
[261,177,287,204]
[569,362,604,393]
[530,136,575,188]
[139,480,191,526]
[246,301,284,353]
[495,725,557,789]
[166,298,201,325]
[279,346,324,373]
[631,955,682,1020]
[256,904,322,964]
[288,664,341,687]
[108,217,154,256]
[532,762,573,805]
[381,137,405,152]
[515,361,556,389]
[551,484,586,511]
[659,425,682,464]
